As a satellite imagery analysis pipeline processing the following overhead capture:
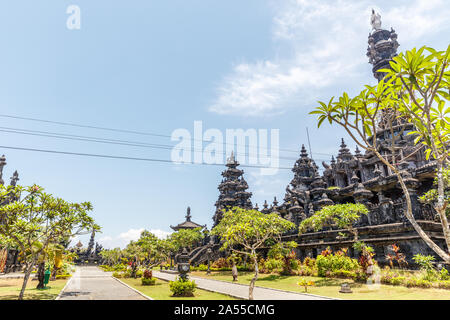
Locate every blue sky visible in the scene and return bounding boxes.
[0,0,448,248]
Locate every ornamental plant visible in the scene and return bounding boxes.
[316,248,360,277]
[353,241,376,275]
[169,277,197,297]
[141,269,156,285]
[297,278,315,293]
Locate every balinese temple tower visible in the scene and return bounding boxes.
[213,152,252,227]
[259,10,443,264]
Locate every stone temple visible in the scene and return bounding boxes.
[207,11,446,265]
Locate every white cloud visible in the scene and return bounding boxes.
[247,169,287,202]
[98,228,172,249]
[209,0,450,117]
[118,228,145,242]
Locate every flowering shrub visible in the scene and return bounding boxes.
[211,258,229,269]
[298,265,317,277]
[143,269,152,279]
[297,278,315,292]
[303,257,316,268]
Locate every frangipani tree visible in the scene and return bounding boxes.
[0,184,99,299]
[310,45,449,262]
[99,247,123,266]
[211,207,295,300]
[170,227,203,252]
[136,230,175,268]
[299,203,369,241]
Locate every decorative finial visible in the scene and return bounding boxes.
[273,196,278,207]
[10,171,19,186]
[371,9,382,30]
[300,144,308,158]
[186,207,191,221]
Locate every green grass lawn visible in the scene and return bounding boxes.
[120,277,237,300]
[0,278,69,300]
[190,271,450,300]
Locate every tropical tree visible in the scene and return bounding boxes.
[170,227,203,252]
[123,240,146,277]
[310,45,450,262]
[0,184,98,299]
[136,230,174,268]
[99,247,123,266]
[211,207,295,300]
[299,203,369,241]
[267,241,298,275]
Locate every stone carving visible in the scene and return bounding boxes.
[370,9,382,30]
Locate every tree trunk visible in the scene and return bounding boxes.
[36,262,45,289]
[397,172,450,263]
[375,150,450,263]
[435,160,450,252]
[50,265,58,281]
[248,251,258,300]
[18,261,34,300]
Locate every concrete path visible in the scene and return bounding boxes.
[153,271,332,300]
[58,266,148,300]
[0,272,34,279]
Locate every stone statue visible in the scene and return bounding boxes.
[370,9,382,30]
[231,261,238,282]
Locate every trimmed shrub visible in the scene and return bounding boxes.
[112,271,123,278]
[390,276,406,286]
[332,270,355,279]
[264,259,283,273]
[135,270,143,278]
[197,264,208,271]
[169,278,197,297]
[440,268,450,281]
[352,270,368,282]
[316,253,359,277]
[141,277,156,286]
[437,280,450,289]
[55,274,72,280]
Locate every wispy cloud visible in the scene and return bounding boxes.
[97,228,172,249]
[209,0,449,117]
[247,169,286,202]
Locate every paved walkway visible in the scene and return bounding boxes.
[0,272,34,279]
[153,271,332,300]
[58,266,148,300]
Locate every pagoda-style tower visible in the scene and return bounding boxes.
[213,152,252,227]
[366,9,399,82]
[171,207,206,231]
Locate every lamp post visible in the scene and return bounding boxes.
[206,247,212,275]
[177,248,190,281]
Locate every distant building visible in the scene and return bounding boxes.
[170,207,206,231]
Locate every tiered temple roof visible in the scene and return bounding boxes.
[213,151,252,227]
[171,207,206,231]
